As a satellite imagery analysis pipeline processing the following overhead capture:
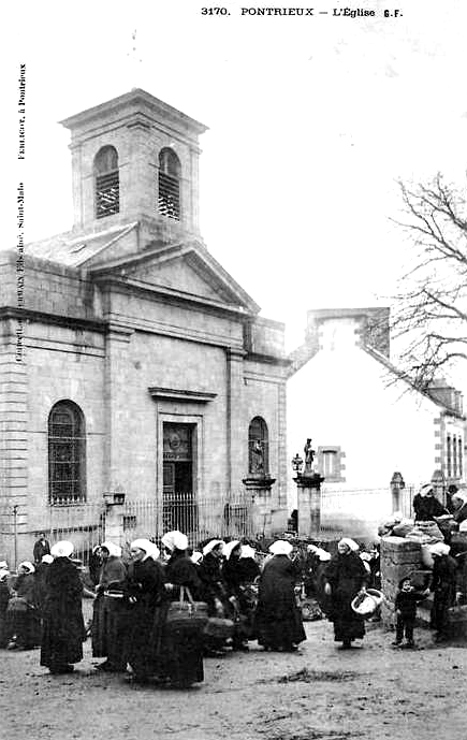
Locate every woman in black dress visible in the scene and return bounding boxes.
[40,541,85,674]
[324,538,368,649]
[125,538,165,683]
[254,540,306,652]
[160,530,205,687]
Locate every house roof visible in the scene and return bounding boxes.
[364,345,465,419]
[288,327,465,419]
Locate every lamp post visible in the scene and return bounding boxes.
[291,453,303,475]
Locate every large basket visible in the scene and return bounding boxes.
[351,589,383,618]
[166,587,209,631]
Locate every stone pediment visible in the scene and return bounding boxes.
[89,240,260,314]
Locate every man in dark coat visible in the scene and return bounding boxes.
[324,538,368,649]
[254,540,306,652]
[33,533,51,566]
[40,541,85,674]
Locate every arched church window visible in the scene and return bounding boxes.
[48,400,86,505]
[248,416,269,475]
[94,145,119,219]
[158,148,181,220]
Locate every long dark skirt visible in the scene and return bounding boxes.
[92,595,128,669]
[330,588,365,642]
[5,605,41,648]
[126,604,162,680]
[40,609,84,668]
[91,594,107,657]
[159,620,204,686]
[255,605,306,650]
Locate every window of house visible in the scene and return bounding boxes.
[453,435,458,478]
[317,446,345,482]
[48,400,86,504]
[459,438,463,478]
[158,148,181,220]
[322,450,338,477]
[447,435,452,478]
[248,416,269,476]
[94,145,119,219]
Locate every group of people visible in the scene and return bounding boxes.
[2,492,463,685]
[380,482,467,645]
[0,530,384,685]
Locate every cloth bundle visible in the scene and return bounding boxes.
[203,616,235,639]
[406,521,444,544]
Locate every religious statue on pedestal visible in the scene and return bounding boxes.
[303,438,315,475]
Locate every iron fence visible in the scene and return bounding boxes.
[0,492,255,568]
[122,492,254,549]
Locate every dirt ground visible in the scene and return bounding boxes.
[1,609,466,740]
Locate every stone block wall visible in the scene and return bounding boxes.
[380,535,423,625]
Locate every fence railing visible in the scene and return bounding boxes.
[0,493,255,567]
[0,484,423,566]
[122,492,254,548]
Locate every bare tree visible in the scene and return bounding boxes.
[392,173,467,391]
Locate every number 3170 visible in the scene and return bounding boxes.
[201,7,230,14]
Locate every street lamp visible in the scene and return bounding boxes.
[291,453,303,475]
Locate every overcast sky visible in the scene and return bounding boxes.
[3,0,467,349]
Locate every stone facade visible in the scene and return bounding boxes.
[0,90,289,565]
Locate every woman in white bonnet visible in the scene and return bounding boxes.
[159,530,205,687]
[40,541,85,674]
[92,541,127,673]
[324,538,368,649]
[222,541,260,651]
[4,561,40,651]
[125,538,165,684]
[254,540,306,652]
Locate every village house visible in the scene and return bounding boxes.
[0,89,289,565]
[287,307,466,537]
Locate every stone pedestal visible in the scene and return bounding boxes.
[103,493,126,548]
[243,476,276,538]
[294,473,325,538]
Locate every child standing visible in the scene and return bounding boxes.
[393,576,429,648]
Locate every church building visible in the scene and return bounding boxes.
[0,89,288,563]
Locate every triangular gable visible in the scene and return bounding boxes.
[88,240,260,314]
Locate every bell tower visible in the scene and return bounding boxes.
[60,89,208,237]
